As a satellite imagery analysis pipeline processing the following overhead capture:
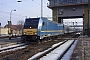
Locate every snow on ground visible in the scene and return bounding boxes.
[28,41,64,60]
[39,40,74,60]
[61,40,78,60]
[28,40,77,60]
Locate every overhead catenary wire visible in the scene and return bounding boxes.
[0,0,2,4]
[0,1,40,18]
[0,0,50,19]
[32,0,48,17]
[33,0,47,5]
[0,10,25,18]
[0,0,29,18]
[32,0,48,7]
[32,0,40,5]
[0,1,16,5]
[0,0,48,16]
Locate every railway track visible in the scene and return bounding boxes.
[0,37,21,48]
[0,43,28,54]
[0,39,66,60]
[0,35,21,39]
[28,40,77,60]
[0,34,78,60]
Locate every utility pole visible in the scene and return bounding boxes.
[31,0,43,17]
[10,9,16,35]
[0,23,1,36]
[41,0,43,17]
[88,0,90,36]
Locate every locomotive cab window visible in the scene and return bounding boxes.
[24,18,39,28]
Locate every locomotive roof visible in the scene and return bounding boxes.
[25,17,63,25]
[26,18,40,20]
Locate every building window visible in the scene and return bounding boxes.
[73,8,76,11]
[59,9,64,15]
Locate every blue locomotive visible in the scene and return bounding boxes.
[21,17,65,42]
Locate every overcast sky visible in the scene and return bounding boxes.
[0,0,83,27]
[0,0,52,27]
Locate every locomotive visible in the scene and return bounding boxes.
[21,17,74,42]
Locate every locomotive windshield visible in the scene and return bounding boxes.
[24,18,39,28]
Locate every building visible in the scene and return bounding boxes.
[0,28,10,35]
[4,21,23,35]
[48,0,89,35]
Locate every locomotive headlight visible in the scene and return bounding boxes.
[34,32,37,34]
[24,32,26,34]
[30,27,31,28]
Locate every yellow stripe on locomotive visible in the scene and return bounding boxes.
[23,29,37,35]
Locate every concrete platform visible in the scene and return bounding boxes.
[70,37,90,60]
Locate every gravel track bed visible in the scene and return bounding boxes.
[0,34,74,60]
[70,37,90,60]
[0,38,70,60]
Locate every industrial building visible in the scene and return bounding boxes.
[48,0,89,35]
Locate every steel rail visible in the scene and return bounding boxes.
[58,40,75,60]
[30,40,68,60]
[0,43,27,53]
[0,35,21,39]
[30,40,76,60]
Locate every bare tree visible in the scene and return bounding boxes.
[17,20,24,34]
